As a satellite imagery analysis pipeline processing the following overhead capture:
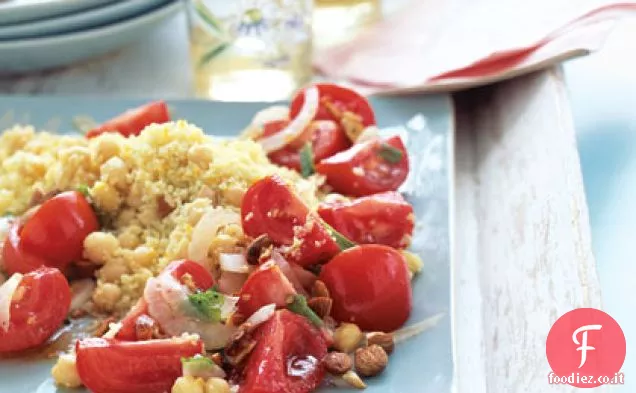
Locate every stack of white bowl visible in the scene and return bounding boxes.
[0,0,182,73]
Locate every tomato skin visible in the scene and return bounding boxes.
[319,245,412,332]
[76,337,204,393]
[0,267,71,353]
[316,136,409,197]
[86,101,171,138]
[317,192,414,248]
[290,83,376,127]
[241,176,310,245]
[267,121,351,172]
[237,262,297,318]
[2,221,50,275]
[19,191,99,270]
[239,310,327,393]
[116,259,213,340]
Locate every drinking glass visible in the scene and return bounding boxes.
[186,0,313,102]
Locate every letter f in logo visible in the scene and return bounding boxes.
[572,324,602,368]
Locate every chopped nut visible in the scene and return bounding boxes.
[308,296,332,319]
[333,323,363,353]
[341,370,367,389]
[246,234,273,265]
[135,315,159,341]
[157,196,174,218]
[354,345,388,377]
[229,312,246,327]
[92,317,116,337]
[224,323,257,366]
[209,352,224,367]
[323,352,352,375]
[366,332,394,355]
[312,280,330,298]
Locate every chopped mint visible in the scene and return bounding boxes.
[77,184,90,198]
[377,143,403,164]
[299,142,315,178]
[188,289,225,322]
[287,294,323,327]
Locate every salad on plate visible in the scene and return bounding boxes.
[0,83,426,393]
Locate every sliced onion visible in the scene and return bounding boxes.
[356,125,380,143]
[271,251,309,297]
[145,273,237,350]
[393,313,444,344]
[70,279,95,313]
[245,303,276,328]
[219,253,250,274]
[188,208,241,264]
[0,273,23,332]
[250,106,289,128]
[221,296,239,320]
[258,87,319,153]
[217,272,248,295]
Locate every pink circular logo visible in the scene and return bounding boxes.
[546,308,626,388]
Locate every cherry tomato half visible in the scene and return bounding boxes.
[241,176,340,266]
[318,191,414,248]
[76,336,204,393]
[265,120,351,172]
[316,135,409,197]
[86,101,171,139]
[2,221,50,275]
[289,83,376,127]
[0,267,71,353]
[18,191,98,271]
[319,245,412,332]
[240,310,327,393]
[116,259,214,341]
[237,261,297,318]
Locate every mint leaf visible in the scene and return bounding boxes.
[299,142,315,178]
[188,289,225,322]
[322,221,356,251]
[377,143,403,164]
[287,294,323,327]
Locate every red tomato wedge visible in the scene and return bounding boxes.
[0,267,71,353]
[265,120,351,172]
[290,83,376,127]
[239,310,327,393]
[76,336,204,393]
[2,221,50,275]
[237,261,296,318]
[85,101,170,138]
[241,176,310,245]
[17,191,98,271]
[317,191,414,248]
[241,176,341,266]
[116,259,214,341]
[320,245,412,332]
[316,135,409,197]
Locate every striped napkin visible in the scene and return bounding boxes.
[313,0,636,94]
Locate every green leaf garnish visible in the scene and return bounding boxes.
[299,142,315,178]
[188,289,225,322]
[322,221,356,251]
[377,143,404,164]
[77,184,90,198]
[287,294,323,327]
[181,355,214,366]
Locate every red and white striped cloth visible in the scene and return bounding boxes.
[313,1,636,94]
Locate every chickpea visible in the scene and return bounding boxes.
[83,232,119,265]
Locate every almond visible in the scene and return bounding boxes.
[308,296,332,319]
[354,345,388,377]
[322,352,352,375]
[312,280,330,298]
[246,234,273,265]
[366,332,394,355]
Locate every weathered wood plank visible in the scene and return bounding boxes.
[453,69,603,393]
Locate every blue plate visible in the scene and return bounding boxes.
[0,94,454,393]
[0,0,173,40]
[0,1,181,74]
[0,0,119,25]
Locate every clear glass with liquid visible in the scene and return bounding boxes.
[312,0,381,51]
[186,0,313,102]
